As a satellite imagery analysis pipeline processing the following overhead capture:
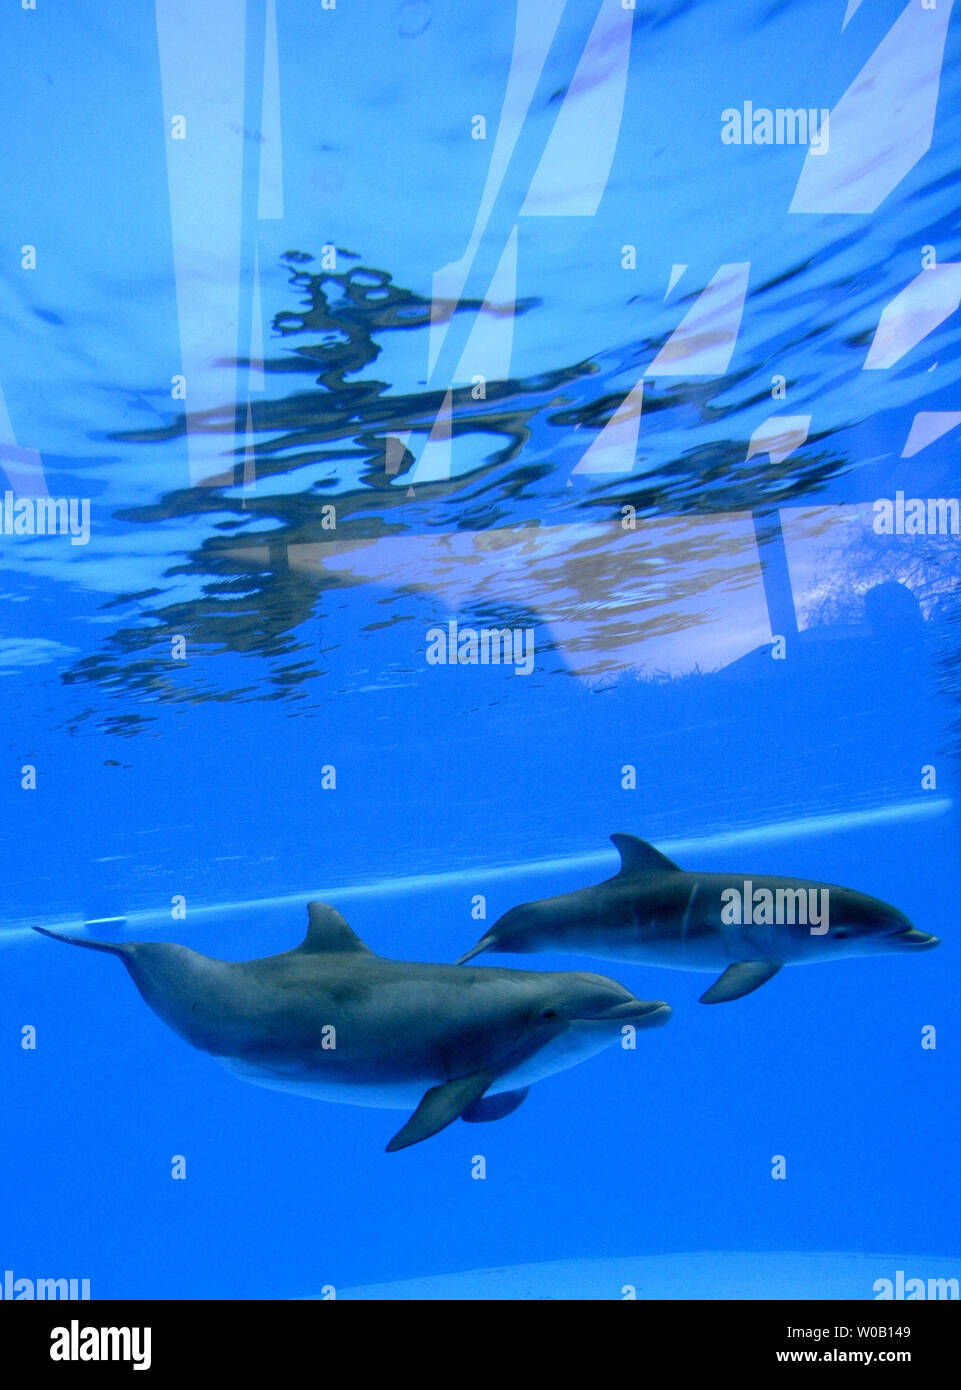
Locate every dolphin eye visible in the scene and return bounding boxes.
[541,1008,557,1020]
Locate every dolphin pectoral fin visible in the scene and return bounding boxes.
[462,1086,530,1124]
[385,1070,496,1152]
[699,960,781,1004]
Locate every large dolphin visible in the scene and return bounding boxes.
[34,902,671,1151]
[456,834,939,1003]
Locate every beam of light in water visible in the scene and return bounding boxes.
[746,415,812,466]
[6,796,951,946]
[455,227,518,388]
[427,0,565,377]
[644,263,750,377]
[405,388,453,485]
[902,411,961,458]
[257,0,283,221]
[665,264,686,298]
[519,0,633,218]
[842,0,864,32]
[0,382,48,496]
[155,0,246,487]
[570,379,644,476]
[864,265,961,371]
[792,0,953,216]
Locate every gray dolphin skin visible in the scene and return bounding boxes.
[34,902,671,1151]
[456,834,939,1003]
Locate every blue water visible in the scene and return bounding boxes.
[1,0,959,1299]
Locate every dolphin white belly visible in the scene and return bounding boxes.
[219,1058,428,1109]
[219,1021,621,1109]
[579,931,775,973]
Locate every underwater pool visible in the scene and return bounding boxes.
[1,0,958,1302]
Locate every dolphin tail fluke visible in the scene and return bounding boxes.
[454,935,496,965]
[33,926,132,959]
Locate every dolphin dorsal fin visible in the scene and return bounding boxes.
[300,902,374,955]
[610,834,680,877]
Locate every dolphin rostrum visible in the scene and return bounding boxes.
[456,834,939,1003]
[34,902,671,1151]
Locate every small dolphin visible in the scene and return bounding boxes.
[456,834,939,1003]
[34,902,670,1151]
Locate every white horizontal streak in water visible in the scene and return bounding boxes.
[326,1250,961,1302]
[2,797,951,946]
